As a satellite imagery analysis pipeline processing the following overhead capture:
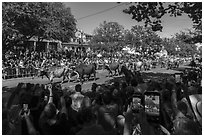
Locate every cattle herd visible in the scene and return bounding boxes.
[3,48,201,83]
[33,54,199,85]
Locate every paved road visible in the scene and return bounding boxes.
[2,69,119,104]
[2,70,114,91]
[2,65,189,104]
[2,67,184,91]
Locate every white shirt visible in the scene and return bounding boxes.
[70,92,84,112]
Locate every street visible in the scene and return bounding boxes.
[2,66,186,105]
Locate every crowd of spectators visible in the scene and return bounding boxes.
[3,45,196,80]
[2,48,90,79]
[2,62,202,134]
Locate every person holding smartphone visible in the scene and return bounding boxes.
[123,102,155,135]
[123,84,171,135]
[39,84,69,135]
[168,77,201,135]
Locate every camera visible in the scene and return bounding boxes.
[144,90,160,123]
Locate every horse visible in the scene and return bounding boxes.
[75,63,96,84]
[37,66,70,84]
[104,62,120,77]
[119,65,135,85]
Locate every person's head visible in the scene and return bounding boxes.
[126,86,134,100]
[147,80,162,91]
[91,83,98,92]
[177,101,188,116]
[121,82,127,89]
[131,78,138,87]
[19,86,32,106]
[173,117,201,135]
[113,81,120,89]
[94,93,103,105]
[75,84,82,93]
[96,85,103,94]
[65,96,72,108]
[102,91,112,105]
[112,88,120,100]
[44,103,57,120]
[161,88,171,100]
[78,107,96,125]
[81,96,91,109]
[188,85,198,95]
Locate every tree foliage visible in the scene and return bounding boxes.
[2,2,76,51]
[131,25,162,47]
[122,2,202,43]
[162,36,198,57]
[91,22,163,51]
[91,21,125,50]
[123,25,162,52]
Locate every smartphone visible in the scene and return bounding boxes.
[132,92,143,113]
[144,91,160,123]
[23,104,29,114]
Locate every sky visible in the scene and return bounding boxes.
[64,2,194,38]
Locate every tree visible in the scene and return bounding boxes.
[162,35,198,57]
[122,2,202,43]
[91,21,125,50]
[42,3,76,42]
[2,2,76,51]
[127,25,162,51]
[124,30,135,44]
[174,31,198,56]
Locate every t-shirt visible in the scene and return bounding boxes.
[70,92,84,112]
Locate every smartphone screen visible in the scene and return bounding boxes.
[175,74,181,83]
[144,94,160,117]
[23,104,28,114]
[132,97,141,111]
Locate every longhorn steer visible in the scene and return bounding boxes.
[104,62,120,77]
[38,66,70,84]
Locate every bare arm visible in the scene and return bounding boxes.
[47,85,53,104]
[138,109,155,135]
[123,105,133,135]
[24,110,38,135]
[171,87,179,116]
